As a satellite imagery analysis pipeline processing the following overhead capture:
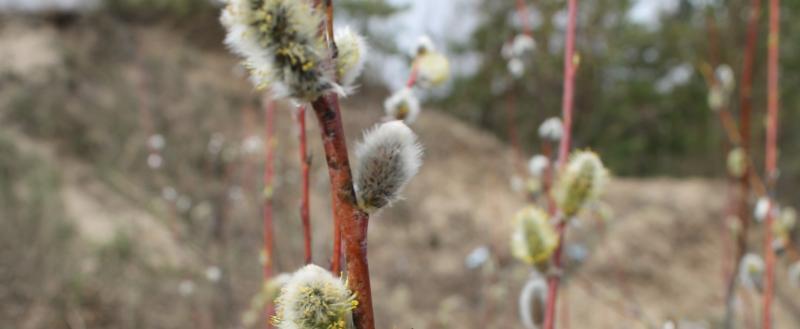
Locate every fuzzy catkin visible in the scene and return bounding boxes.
[415,52,450,88]
[384,87,420,124]
[511,206,559,265]
[538,117,563,141]
[527,155,549,178]
[519,272,547,329]
[555,150,607,217]
[221,0,337,100]
[739,253,764,292]
[726,147,746,178]
[354,121,423,213]
[274,265,356,329]
[334,26,368,91]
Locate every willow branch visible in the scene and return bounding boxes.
[311,94,375,329]
[261,96,277,329]
[762,0,780,327]
[515,0,533,37]
[723,1,761,327]
[543,0,578,328]
[296,105,313,264]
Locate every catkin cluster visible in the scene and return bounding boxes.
[384,36,451,124]
[221,0,367,100]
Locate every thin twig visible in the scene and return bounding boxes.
[543,0,578,327]
[310,94,375,329]
[515,0,533,37]
[723,1,761,327]
[261,96,277,329]
[406,61,419,88]
[318,0,344,276]
[325,0,337,58]
[762,0,780,327]
[296,105,313,264]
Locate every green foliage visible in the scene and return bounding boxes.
[442,0,800,191]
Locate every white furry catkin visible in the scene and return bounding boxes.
[508,57,525,78]
[707,86,726,111]
[739,253,764,292]
[221,0,339,100]
[334,26,368,91]
[416,51,451,88]
[555,150,608,217]
[538,117,563,141]
[779,207,796,231]
[726,147,746,178]
[413,35,435,56]
[354,121,423,212]
[273,265,356,329]
[715,64,735,95]
[754,197,771,223]
[511,34,536,57]
[511,206,559,265]
[519,271,547,329]
[384,87,421,124]
[527,155,550,178]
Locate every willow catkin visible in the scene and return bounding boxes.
[354,121,423,213]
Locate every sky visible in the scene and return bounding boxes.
[370,0,676,90]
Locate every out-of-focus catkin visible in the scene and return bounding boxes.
[511,206,559,265]
[555,151,608,217]
[334,26,368,92]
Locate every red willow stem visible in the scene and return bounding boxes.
[296,105,313,264]
[406,62,419,88]
[724,0,761,327]
[541,141,557,213]
[703,13,744,304]
[262,97,277,329]
[555,1,577,168]
[544,0,578,328]
[544,220,567,329]
[311,7,373,324]
[515,0,533,37]
[310,94,375,329]
[762,0,780,327]
[313,0,345,276]
[737,0,761,223]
